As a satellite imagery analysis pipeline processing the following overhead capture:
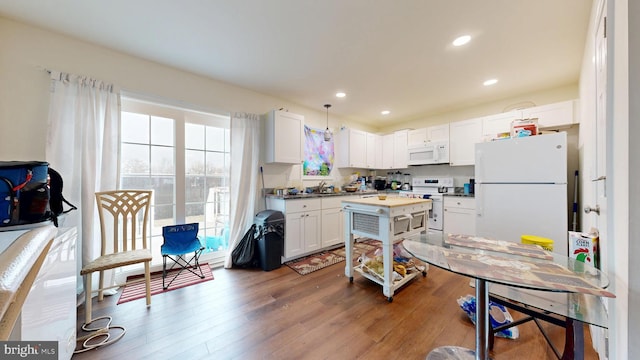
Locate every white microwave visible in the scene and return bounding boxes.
[407,140,449,165]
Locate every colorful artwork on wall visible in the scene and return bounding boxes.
[303,125,334,176]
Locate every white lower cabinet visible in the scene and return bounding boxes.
[443,196,476,236]
[285,209,321,259]
[268,195,359,261]
[320,196,349,248]
[268,198,322,260]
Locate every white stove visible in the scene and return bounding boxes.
[399,177,454,234]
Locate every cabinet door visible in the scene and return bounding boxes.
[366,133,379,169]
[443,207,476,236]
[337,128,367,168]
[285,212,305,258]
[408,128,428,147]
[303,210,322,253]
[444,197,476,235]
[393,130,408,168]
[522,100,575,128]
[374,134,383,169]
[381,134,394,169]
[264,110,303,164]
[449,118,483,166]
[482,111,520,140]
[427,124,450,141]
[321,207,343,247]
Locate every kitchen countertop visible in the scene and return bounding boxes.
[443,193,475,198]
[266,190,381,200]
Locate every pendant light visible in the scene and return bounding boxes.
[323,104,332,141]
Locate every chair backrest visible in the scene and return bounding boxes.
[95,190,153,256]
[162,223,199,245]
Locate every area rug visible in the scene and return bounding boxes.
[330,239,380,260]
[117,263,213,304]
[285,239,380,276]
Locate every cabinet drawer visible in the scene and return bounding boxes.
[285,198,321,213]
[444,197,475,210]
[321,195,351,209]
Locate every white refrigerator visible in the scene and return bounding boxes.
[474,132,568,255]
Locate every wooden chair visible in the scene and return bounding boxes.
[80,190,153,325]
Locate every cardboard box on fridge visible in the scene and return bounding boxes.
[568,231,599,267]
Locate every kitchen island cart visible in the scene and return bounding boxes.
[342,197,432,301]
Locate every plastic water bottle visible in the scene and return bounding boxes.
[360,177,366,191]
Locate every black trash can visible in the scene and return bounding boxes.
[254,210,285,271]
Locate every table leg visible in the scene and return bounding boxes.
[426,279,490,360]
[344,211,354,281]
[381,236,394,300]
[475,279,490,360]
[561,318,584,360]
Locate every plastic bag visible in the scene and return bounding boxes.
[231,224,258,267]
[457,294,519,339]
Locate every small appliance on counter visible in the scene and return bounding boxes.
[374,177,387,190]
[401,173,412,191]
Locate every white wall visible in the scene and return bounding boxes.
[0,16,376,162]
[627,0,640,357]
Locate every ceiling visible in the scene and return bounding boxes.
[0,0,592,126]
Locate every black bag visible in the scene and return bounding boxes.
[231,224,258,268]
[0,161,50,227]
[48,167,77,226]
[0,161,77,228]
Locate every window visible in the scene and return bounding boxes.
[120,98,230,267]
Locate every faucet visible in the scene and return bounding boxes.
[318,180,327,193]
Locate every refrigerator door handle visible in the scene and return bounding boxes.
[475,149,483,182]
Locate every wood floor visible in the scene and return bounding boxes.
[72,261,599,360]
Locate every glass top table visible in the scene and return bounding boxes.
[402,233,613,360]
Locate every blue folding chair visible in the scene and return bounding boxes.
[161,223,205,290]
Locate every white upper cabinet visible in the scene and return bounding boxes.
[482,100,577,140]
[393,129,408,169]
[407,124,449,147]
[449,117,483,166]
[264,110,304,164]
[482,111,520,140]
[367,133,382,169]
[427,124,450,141]
[522,99,577,128]
[407,128,428,147]
[337,128,367,168]
[381,133,395,169]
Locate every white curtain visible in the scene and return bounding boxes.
[224,112,260,268]
[45,71,119,294]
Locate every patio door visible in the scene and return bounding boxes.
[120,98,230,269]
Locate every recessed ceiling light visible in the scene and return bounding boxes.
[381,110,390,115]
[483,79,498,86]
[453,35,471,46]
[336,92,346,98]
